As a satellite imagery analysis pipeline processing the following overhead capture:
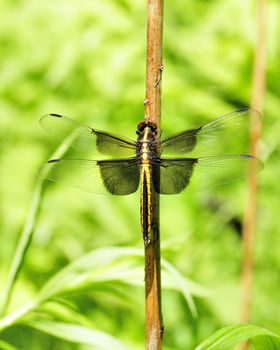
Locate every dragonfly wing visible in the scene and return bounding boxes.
[159,109,261,157]
[152,158,197,194]
[40,114,137,157]
[153,155,263,195]
[45,157,140,195]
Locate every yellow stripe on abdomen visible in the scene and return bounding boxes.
[140,165,152,245]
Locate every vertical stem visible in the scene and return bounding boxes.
[240,1,265,348]
[144,0,164,349]
[145,0,164,127]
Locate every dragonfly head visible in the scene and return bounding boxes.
[137,120,158,135]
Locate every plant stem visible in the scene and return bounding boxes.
[144,0,164,349]
[240,0,266,348]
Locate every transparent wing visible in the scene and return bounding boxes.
[45,157,140,195]
[158,109,261,157]
[153,155,263,195]
[40,113,137,157]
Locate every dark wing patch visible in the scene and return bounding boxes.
[157,127,201,154]
[45,157,140,195]
[98,158,140,195]
[158,109,261,157]
[153,155,263,195]
[40,114,136,157]
[153,158,198,194]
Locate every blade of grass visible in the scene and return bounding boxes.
[37,247,203,306]
[195,324,280,350]
[0,131,78,316]
[0,246,204,331]
[161,259,197,317]
[25,320,128,350]
[0,340,18,350]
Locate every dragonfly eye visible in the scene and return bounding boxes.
[137,120,158,133]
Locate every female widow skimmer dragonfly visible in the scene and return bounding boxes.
[40,108,262,245]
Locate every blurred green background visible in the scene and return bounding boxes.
[0,0,279,349]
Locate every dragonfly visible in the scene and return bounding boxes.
[40,108,263,245]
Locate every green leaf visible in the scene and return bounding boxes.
[251,335,280,350]
[162,258,198,317]
[26,320,128,350]
[36,246,204,315]
[195,324,280,350]
[0,340,18,350]
[0,246,205,332]
[36,247,145,301]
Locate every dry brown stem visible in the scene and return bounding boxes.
[239,1,266,349]
[144,0,164,349]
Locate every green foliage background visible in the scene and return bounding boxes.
[0,0,279,349]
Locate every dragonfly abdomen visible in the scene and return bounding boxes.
[138,126,157,245]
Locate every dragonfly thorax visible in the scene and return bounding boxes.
[137,126,158,164]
